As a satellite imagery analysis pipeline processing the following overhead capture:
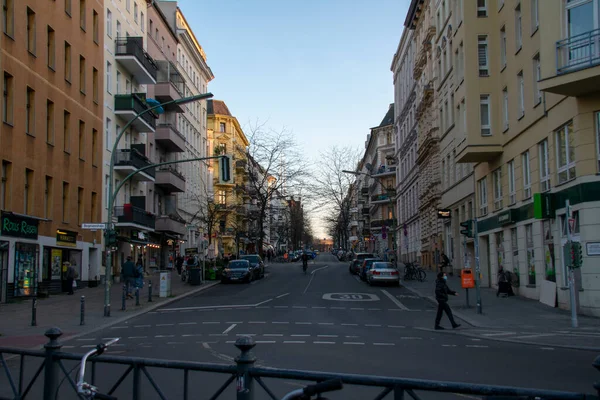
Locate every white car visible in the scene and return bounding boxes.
[366,262,400,286]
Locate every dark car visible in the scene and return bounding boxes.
[359,258,382,281]
[221,260,252,283]
[239,254,265,280]
[349,253,374,275]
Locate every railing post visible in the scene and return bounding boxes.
[148,280,153,302]
[80,295,85,325]
[43,328,63,400]
[234,336,257,400]
[132,364,142,400]
[135,287,140,306]
[394,386,405,400]
[31,295,37,326]
[122,284,127,311]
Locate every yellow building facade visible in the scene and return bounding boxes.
[207,100,250,257]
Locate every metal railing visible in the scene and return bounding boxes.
[0,328,597,400]
[114,149,156,178]
[157,165,186,181]
[114,205,156,229]
[557,28,600,74]
[114,94,157,130]
[114,37,159,80]
[156,60,185,96]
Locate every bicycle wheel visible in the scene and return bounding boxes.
[418,269,426,282]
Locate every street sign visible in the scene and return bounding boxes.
[568,218,575,234]
[82,223,106,230]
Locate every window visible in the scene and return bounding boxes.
[106,9,112,38]
[502,87,509,130]
[90,128,97,166]
[65,0,71,16]
[439,108,444,133]
[77,187,84,225]
[62,181,69,222]
[220,122,226,132]
[218,190,226,205]
[517,71,524,118]
[149,19,153,35]
[526,223,535,285]
[47,26,55,69]
[104,175,109,208]
[140,11,144,32]
[92,10,98,42]
[539,139,550,192]
[3,0,14,36]
[531,0,539,32]
[2,72,12,124]
[450,93,455,125]
[79,56,86,93]
[515,3,522,50]
[63,110,70,152]
[522,151,531,199]
[478,35,488,76]
[480,94,491,136]
[478,177,488,216]
[44,176,52,219]
[493,168,503,210]
[555,121,576,183]
[27,7,35,54]
[78,120,85,159]
[92,67,98,103]
[22,168,34,215]
[154,28,158,41]
[126,0,130,12]
[533,54,541,105]
[79,0,85,30]
[46,99,54,143]
[134,2,138,24]
[498,0,504,9]
[105,118,111,150]
[1,160,10,209]
[116,70,121,94]
[511,227,519,276]
[500,26,506,69]
[508,160,516,205]
[477,0,487,17]
[25,87,35,136]
[91,191,97,220]
[106,61,112,93]
[64,41,71,82]
[596,112,600,171]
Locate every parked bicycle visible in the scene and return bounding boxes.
[403,262,426,282]
[74,338,120,399]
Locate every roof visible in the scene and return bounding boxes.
[207,100,232,116]
[378,104,394,127]
[404,0,425,29]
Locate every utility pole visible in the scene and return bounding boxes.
[566,199,578,328]
[474,217,482,314]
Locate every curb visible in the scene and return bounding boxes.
[3,281,220,356]
[414,327,600,352]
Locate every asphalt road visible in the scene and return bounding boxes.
[1,253,598,399]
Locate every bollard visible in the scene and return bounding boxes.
[31,295,37,326]
[43,327,63,400]
[148,280,153,302]
[80,295,85,325]
[135,287,140,306]
[234,336,257,400]
[121,284,127,311]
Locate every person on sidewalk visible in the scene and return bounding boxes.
[176,255,184,276]
[434,272,461,330]
[121,256,136,299]
[65,262,77,295]
[440,252,451,273]
[134,260,144,294]
[497,266,515,297]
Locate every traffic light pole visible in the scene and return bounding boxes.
[474,217,482,314]
[566,200,578,328]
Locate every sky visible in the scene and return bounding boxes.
[177,0,410,237]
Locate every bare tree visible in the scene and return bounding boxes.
[245,123,310,256]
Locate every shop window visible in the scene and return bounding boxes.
[495,231,504,278]
[526,223,535,286]
[543,220,555,282]
[14,243,38,297]
[511,227,519,280]
[560,211,580,237]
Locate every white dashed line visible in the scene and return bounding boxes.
[76,338,95,341]
[317,335,338,338]
[466,345,489,348]
[350,308,364,310]
[312,306,327,309]
[314,341,335,344]
[283,341,305,344]
[272,321,289,324]
[330,307,345,310]
[155,335,175,338]
[481,332,516,337]
[255,341,276,344]
[236,334,256,337]
[81,345,96,348]
[264,334,284,337]
[202,322,220,325]
[156,323,174,327]
[249,321,266,324]
[540,347,555,351]
[110,326,128,329]
[318,322,334,326]
[291,334,310,337]
[512,333,556,339]
[373,343,395,346]
[179,322,197,326]
[365,324,382,327]
[182,334,202,337]
[343,342,365,345]
[400,337,422,340]
[127,336,148,339]
[442,344,457,347]
[345,335,360,338]
[469,338,482,341]
[223,324,237,334]
[295,322,311,325]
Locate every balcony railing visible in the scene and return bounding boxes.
[370,219,397,228]
[557,28,600,74]
[114,36,158,82]
[371,193,394,202]
[156,60,185,96]
[361,187,369,195]
[114,205,156,229]
[372,165,397,177]
[114,149,156,178]
[114,93,157,130]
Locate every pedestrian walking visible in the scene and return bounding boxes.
[134,260,144,291]
[65,262,77,295]
[176,255,184,275]
[434,272,461,330]
[121,256,136,299]
[497,266,515,297]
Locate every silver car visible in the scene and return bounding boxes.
[366,262,400,286]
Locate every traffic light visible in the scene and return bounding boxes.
[460,220,473,238]
[106,229,118,247]
[219,155,231,183]
[572,241,583,269]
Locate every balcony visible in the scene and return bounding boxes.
[114,149,155,181]
[370,219,397,228]
[114,205,155,230]
[114,94,156,132]
[155,214,186,236]
[360,187,369,196]
[371,193,394,204]
[155,166,186,193]
[235,159,247,171]
[372,165,396,178]
[456,140,503,163]
[154,60,185,112]
[155,115,185,152]
[114,37,158,84]
[539,28,600,97]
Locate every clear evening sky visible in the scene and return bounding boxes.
[177,0,409,237]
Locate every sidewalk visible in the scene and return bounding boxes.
[0,270,219,349]
[402,274,600,350]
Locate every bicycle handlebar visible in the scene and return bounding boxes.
[77,338,120,399]
[92,393,118,400]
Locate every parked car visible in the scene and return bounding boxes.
[359,258,382,281]
[366,262,400,286]
[349,253,375,275]
[239,254,265,279]
[221,260,253,283]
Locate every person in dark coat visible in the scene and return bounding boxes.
[65,262,77,295]
[121,256,136,299]
[176,256,184,275]
[434,272,461,330]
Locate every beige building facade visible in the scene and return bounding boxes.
[452,0,600,317]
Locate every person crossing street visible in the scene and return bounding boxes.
[434,272,461,330]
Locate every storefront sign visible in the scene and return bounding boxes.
[51,249,62,280]
[1,212,39,240]
[498,209,515,226]
[56,230,77,247]
[437,209,451,219]
[185,247,198,255]
[586,242,600,256]
[534,193,555,219]
[131,230,146,241]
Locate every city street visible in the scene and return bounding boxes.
[1,253,596,399]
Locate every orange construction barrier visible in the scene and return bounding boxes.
[461,268,475,289]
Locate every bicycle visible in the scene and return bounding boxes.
[74,338,120,399]
[403,262,426,282]
[281,378,343,399]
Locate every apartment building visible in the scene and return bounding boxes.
[1,0,104,300]
[391,27,421,263]
[453,0,600,317]
[207,99,251,258]
[158,2,214,256]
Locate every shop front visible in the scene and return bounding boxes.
[41,230,82,293]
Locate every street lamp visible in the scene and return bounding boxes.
[104,93,214,317]
[342,170,397,261]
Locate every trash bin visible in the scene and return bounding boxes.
[189,267,202,285]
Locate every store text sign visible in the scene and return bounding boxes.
[0,212,39,240]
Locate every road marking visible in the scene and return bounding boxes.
[76,338,96,341]
[330,307,345,310]
[368,308,381,311]
[167,342,184,345]
[323,293,380,302]
[157,323,174,327]
[318,322,334,325]
[317,335,338,338]
[110,326,128,329]
[276,293,290,299]
[469,338,482,341]
[345,335,360,338]
[274,306,289,309]
[343,342,365,345]
[442,344,457,347]
[373,343,395,346]
[292,306,307,309]
[512,333,556,339]
[223,324,237,334]
[255,341,276,344]
[400,337,422,340]
[381,289,410,311]
[350,307,364,310]
[128,336,148,339]
[202,322,220,325]
[388,325,406,328]
[225,341,236,344]
[264,334,283,337]
[312,306,327,309]
[179,322,197,326]
[341,323,358,326]
[155,335,175,338]
[295,322,311,325]
[255,298,273,306]
[291,334,310,337]
[81,345,96,348]
[272,321,289,324]
[540,347,555,351]
[303,272,317,294]
[256,306,271,309]
[314,341,335,344]
[365,324,382,327]
[182,334,202,337]
[466,345,489,348]
[159,304,255,312]
[283,341,305,344]
[311,265,329,275]
[481,332,517,337]
[180,310,193,313]
[226,321,243,324]
[249,321,266,324]
[236,334,256,337]
[209,334,228,337]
